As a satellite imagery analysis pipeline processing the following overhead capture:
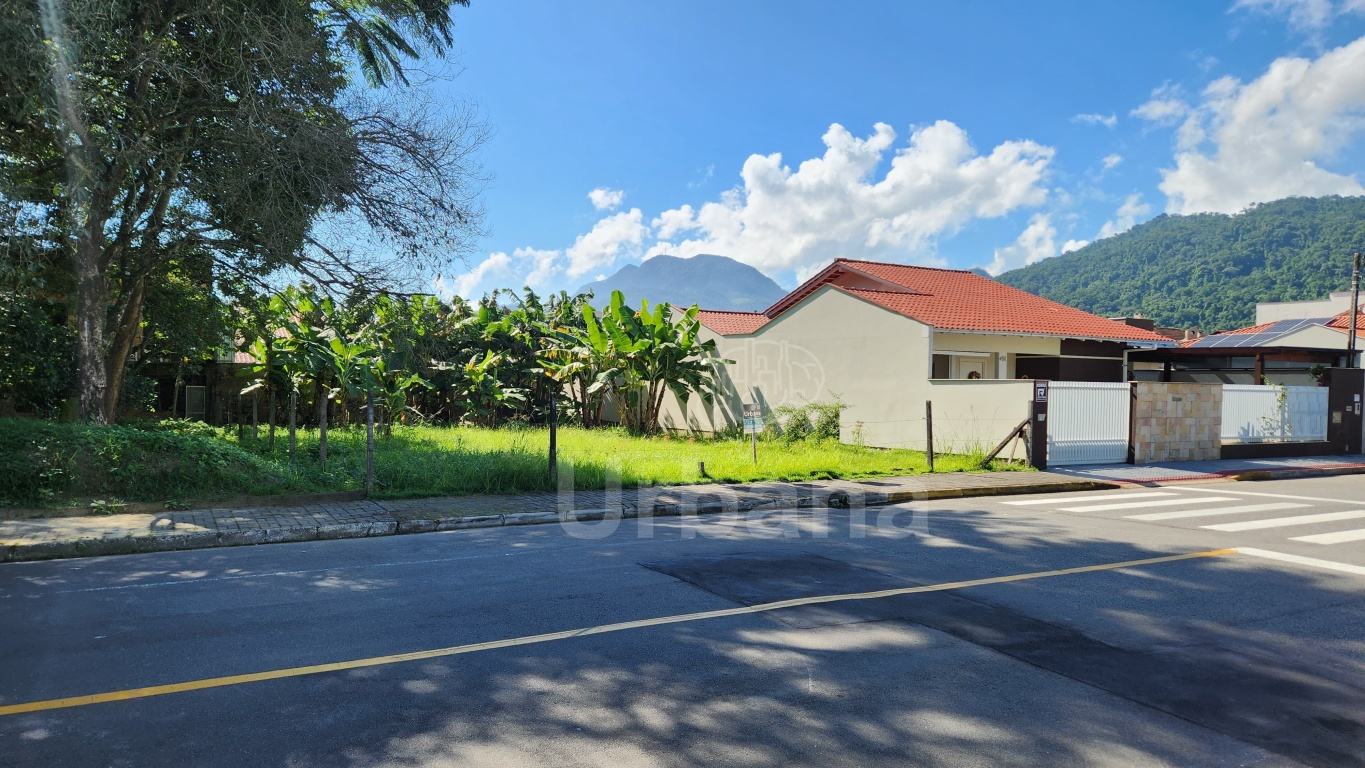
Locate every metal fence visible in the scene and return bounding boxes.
[1221,385,1328,443]
[1047,381,1132,465]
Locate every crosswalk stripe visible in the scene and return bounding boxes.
[1182,487,1362,505]
[1126,502,1309,522]
[1202,510,1365,532]
[1290,528,1365,545]
[1236,548,1365,577]
[1002,492,1176,506]
[1060,497,1235,513]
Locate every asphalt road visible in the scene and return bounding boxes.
[2,475,1364,767]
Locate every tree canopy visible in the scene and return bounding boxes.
[0,0,485,422]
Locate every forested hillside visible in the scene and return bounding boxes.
[996,196,1365,331]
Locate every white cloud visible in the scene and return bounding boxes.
[520,247,562,288]
[652,205,696,239]
[986,214,1057,275]
[1097,194,1153,238]
[588,187,625,211]
[436,251,512,299]
[1072,113,1118,128]
[565,208,647,278]
[1062,239,1090,253]
[1132,83,1190,126]
[648,121,1054,277]
[1232,0,1363,31]
[1101,154,1123,170]
[435,247,563,299]
[1143,35,1365,214]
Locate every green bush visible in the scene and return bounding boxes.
[772,397,845,444]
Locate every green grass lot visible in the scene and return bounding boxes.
[0,419,1028,508]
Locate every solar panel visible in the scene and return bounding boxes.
[1186,316,1332,348]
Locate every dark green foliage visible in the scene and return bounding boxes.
[0,300,75,417]
[996,196,1365,331]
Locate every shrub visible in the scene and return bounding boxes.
[772,397,845,444]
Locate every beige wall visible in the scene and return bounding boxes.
[661,287,1041,453]
[1256,292,1353,324]
[1273,324,1351,350]
[866,380,1034,453]
[660,286,930,446]
[933,332,1060,356]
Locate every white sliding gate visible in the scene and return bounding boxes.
[1221,385,1328,443]
[1047,381,1131,466]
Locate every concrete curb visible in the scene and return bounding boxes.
[1232,465,1365,482]
[1,478,1120,563]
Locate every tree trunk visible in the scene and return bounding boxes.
[548,390,557,482]
[365,390,375,497]
[73,241,109,424]
[268,391,277,449]
[101,276,148,421]
[251,393,259,441]
[171,375,182,418]
[317,379,328,469]
[288,389,297,460]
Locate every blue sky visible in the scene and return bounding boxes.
[429,0,1365,298]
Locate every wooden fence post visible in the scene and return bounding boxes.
[365,390,375,497]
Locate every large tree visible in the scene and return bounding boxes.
[0,0,484,422]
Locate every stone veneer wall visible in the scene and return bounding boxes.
[1130,382,1223,464]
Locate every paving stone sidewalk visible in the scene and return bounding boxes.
[0,471,1110,563]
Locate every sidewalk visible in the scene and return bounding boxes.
[1049,454,1365,485]
[1,471,1110,563]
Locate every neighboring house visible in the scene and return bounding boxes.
[662,258,1173,451]
[140,352,253,424]
[1129,309,1364,386]
[1255,291,1358,325]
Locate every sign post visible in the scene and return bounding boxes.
[743,403,763,464]
[1031,380,1049,470]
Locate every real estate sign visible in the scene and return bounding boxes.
[743,403,763,434]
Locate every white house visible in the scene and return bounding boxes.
[662,258,1172,451]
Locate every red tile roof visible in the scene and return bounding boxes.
[792,259,1171,342]
[1218,321,1277,336]
[1324,310,1365,335]
[696,309,769,335]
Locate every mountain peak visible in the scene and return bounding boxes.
[576,254,786,311]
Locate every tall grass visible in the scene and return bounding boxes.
[0,419,1026,507]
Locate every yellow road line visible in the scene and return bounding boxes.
[0,548,1235,717]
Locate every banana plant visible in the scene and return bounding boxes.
[435,350,525,426]
[579,290,728,434]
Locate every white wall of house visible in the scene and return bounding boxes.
[660,286,929,447]
[660,286,1053,452]
[1255,292,1354,324]
[897,380,1034,453]
[1272,324,1353,350]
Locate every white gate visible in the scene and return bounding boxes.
[1047,381,1131,465]
[1221,385,1328,443]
